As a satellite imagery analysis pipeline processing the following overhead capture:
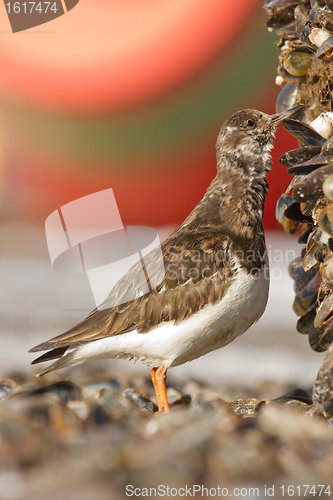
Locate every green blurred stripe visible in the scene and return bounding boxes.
[1,12,278,165]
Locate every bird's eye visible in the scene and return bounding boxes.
[246,119,255,128]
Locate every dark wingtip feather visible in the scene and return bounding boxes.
[33,351,77,377]
[31,347,67,365]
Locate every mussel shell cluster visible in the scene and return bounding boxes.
[264,0,333,410]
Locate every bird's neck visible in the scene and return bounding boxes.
[182,153,271,239]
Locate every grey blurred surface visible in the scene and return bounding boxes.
[0,221,324,387]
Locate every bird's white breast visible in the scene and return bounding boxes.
[72,265,269,369]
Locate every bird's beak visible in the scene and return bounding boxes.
[269,105,304,126]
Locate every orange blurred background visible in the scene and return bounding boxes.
[0,0,298,230]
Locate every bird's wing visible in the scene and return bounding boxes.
[29,228,238,353]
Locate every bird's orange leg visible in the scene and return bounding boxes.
[151,365,169,413]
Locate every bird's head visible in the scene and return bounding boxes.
[216,106,302,162]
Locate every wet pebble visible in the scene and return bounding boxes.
[122,388,157,413]
[227,398,267,418]
[0,379,18,401]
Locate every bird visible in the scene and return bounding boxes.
[29,106,301,413]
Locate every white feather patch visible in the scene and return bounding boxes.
[71,266,269,369]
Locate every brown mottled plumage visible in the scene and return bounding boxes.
[30,106,302,412]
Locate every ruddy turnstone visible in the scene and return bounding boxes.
[30,106,301,412]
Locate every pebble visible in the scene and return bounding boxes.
[0,370,332,499]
